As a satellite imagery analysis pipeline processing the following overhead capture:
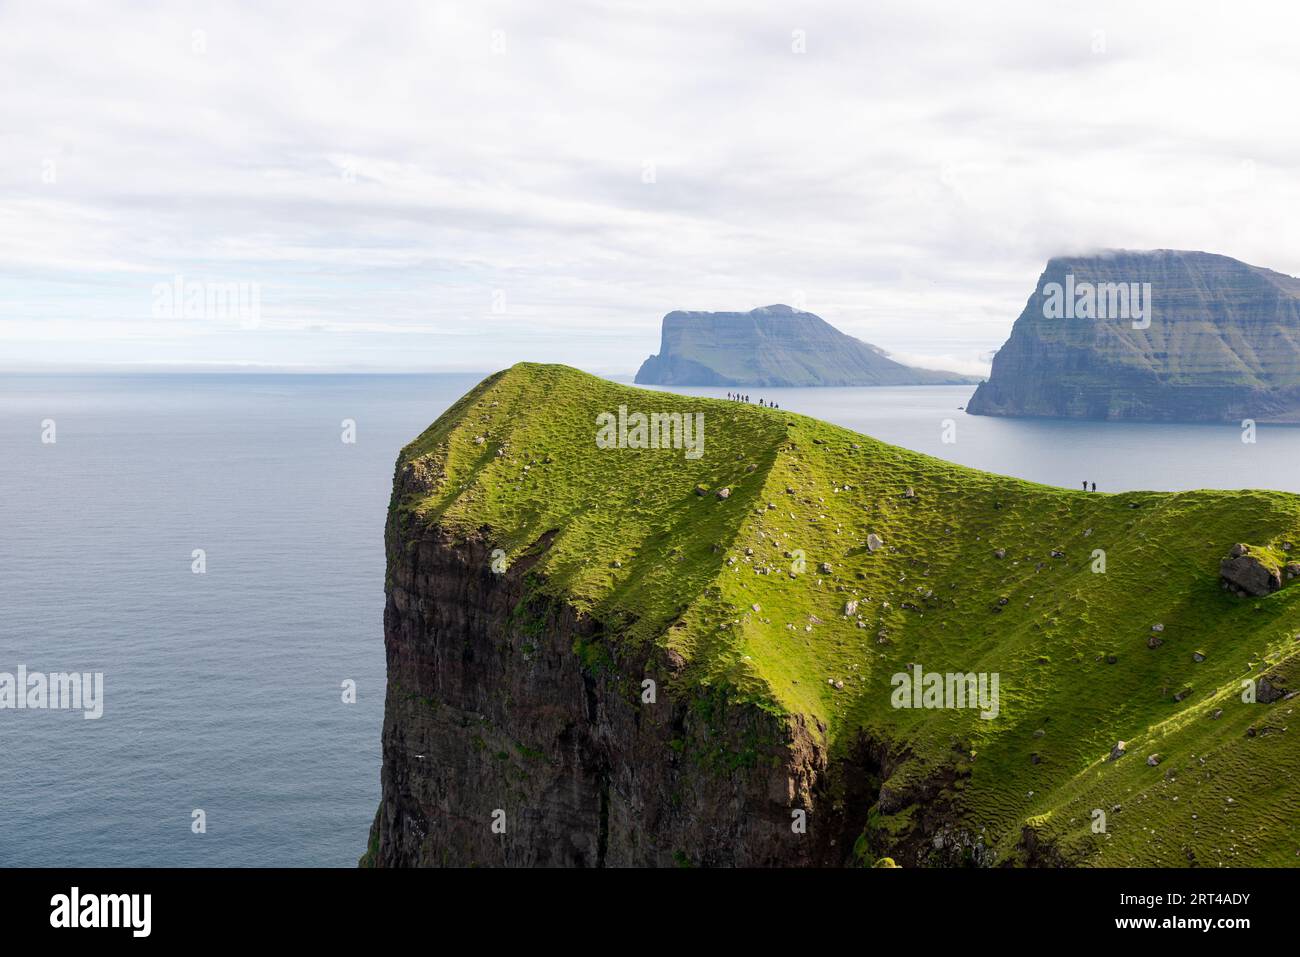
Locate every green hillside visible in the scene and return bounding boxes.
[393,362,1300,867]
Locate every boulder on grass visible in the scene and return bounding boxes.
[1220,544,1281,597]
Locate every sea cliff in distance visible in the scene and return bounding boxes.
[634,304,978,387]
[968,250,1300,422]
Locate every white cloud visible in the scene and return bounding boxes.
[3,0,1300,371]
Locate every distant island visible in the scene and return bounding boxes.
[968,250,1300,422]
[634,304,978,387]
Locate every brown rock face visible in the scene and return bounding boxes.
[1219,545,1282,597]
[364,479,989,866]
[366,510,841,867]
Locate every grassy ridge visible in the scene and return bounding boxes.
[395,363,1300,866]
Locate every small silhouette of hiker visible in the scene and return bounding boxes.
[1091,482,1096,492]
[1082,480,1087,490]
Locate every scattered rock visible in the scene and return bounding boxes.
[1220,544,1281,596]
[819,562,833,574]
[993,548,1006,559]
[1109,741,1126,761]
[694,484,709,496]
[1193,651,1207,663]
[1173,686,1193,702]
[843,600,859,616]
[1146,753,1163,766]
[903,486,916,499]
[1258,673,1290,704]
[1147,635,1164,649]
[1151,623,1164,633]
[716,487,731,500]
[867,533,884,553]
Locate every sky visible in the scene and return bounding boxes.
[3,0,1300,375]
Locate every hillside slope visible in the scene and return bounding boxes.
[367,363,1300,867]
[968,250,1300,422]
[635,304,977,387]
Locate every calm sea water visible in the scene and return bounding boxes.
[0,373,481,866]
[646,382,1300,494]
[4,373,1300,867]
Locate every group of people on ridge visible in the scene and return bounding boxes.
[726,391,780,409]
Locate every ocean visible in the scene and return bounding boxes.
[4,372,1300,866]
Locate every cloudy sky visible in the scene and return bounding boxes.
[3,0,1299,375]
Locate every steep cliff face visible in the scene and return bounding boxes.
[635,304,976,387]
[968,250,1300,422]
[366,364,1300,868]
[368,525,835,866]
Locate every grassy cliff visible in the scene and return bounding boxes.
[392,362,1300,866]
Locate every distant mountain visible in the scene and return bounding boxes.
[968,250,1300,422]
[634,304,978,387]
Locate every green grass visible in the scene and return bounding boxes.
[393,362,1300,866]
